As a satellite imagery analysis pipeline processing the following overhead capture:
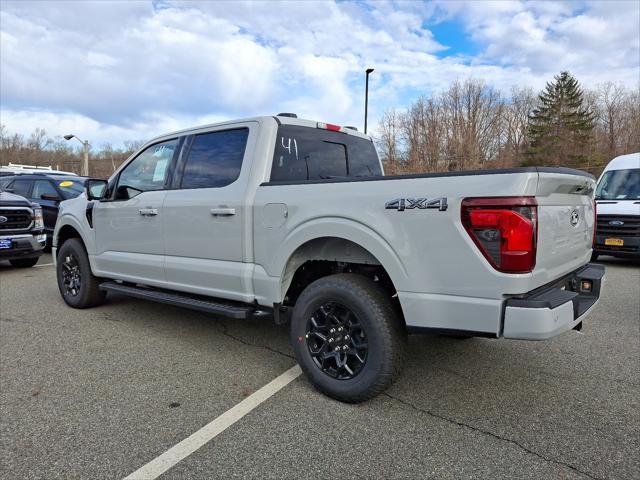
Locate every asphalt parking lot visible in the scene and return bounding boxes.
[1,254,638,480]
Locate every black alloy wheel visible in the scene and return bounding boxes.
[291,274,406,403]
[61,252,81,297]
[306,302,368,380]
[56,238,106,308]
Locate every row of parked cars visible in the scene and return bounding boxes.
[0,165,86,267]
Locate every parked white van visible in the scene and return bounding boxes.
[594,152,640,260]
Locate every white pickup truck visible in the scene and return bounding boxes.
[53,114,604,402]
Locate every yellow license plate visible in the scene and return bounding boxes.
[605,238,624,246]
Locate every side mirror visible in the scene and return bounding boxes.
[40,194,60,201]
[85,179,108,200]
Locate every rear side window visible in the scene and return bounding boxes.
[180,128,249,189]
[270,125,382,182]
[11,179,33,197]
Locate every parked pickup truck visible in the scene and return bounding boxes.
[53,114,604,402]
[0,190,46,267]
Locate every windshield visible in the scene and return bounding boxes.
[57,178,86,199]
[595,168,640,200]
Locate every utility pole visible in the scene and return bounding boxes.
[364,68,374,134]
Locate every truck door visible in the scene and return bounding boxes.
[162,123,257,302]
[31,179,61,235]
[91,138,180,285]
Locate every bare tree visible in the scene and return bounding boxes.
[377,109,401,166]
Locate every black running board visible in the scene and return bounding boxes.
[99,282,268,320]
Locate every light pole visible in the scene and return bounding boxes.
[364,68,374,134]
[64,134,90,176]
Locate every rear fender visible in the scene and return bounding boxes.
[271,217,409,301]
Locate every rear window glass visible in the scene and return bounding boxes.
[11,179,32,197]
[181,128,249,189]
[270,125,382,182]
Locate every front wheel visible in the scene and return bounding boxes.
[56,238,106,308]
[290,274,406,403]
[9,257,39,268]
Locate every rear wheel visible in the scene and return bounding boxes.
[591,252,599,262]
[56,238,106,308]
[290,274,406,403]
[9,257,39,268]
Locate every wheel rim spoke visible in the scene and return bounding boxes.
[305,301,368,380]
[61,253,81,297]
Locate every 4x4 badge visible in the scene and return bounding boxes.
[385,197,448,212]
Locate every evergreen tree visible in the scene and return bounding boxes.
[527,71,595,167]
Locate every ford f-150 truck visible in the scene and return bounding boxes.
[0,190,46,267]
[52,114,604,402]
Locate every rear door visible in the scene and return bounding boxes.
[533,170,596,284]
[162,123,257,302]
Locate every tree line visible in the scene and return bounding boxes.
[1,72,638,178]
[0,125,143,177]
[377,72,639,176]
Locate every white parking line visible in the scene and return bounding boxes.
[123,364,302,480]
[34,263,54,268]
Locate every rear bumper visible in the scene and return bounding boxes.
[0,233,46,260]
[503,263,605,340]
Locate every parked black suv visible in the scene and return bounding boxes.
[0,174,86,243]
[0,191,46,267]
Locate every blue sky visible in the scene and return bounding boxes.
[1,0,638,147]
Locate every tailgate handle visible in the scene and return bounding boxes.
[210,207,236,216]
[138,208,158,216]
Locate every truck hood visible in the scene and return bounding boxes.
[0,191,33,207]
[596,200,640,216]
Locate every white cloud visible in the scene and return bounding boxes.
[0,0,638,147]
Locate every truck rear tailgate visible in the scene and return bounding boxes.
[533,170,596,286]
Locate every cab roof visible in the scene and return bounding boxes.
[148,115,372,145]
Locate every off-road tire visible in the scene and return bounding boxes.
[291,273,406,403]
[56,238,106,308]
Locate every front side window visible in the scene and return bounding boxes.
[32,180,59,200]
[57,178,85,199]
[10,179,33,197]
[596,168,640,200]
[270,125,382,182]
[180,128,249,189]
[116,139,178,199]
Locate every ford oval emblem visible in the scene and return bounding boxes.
[609,220,624,226]
[0,216,7,224]
[570,210,579,227]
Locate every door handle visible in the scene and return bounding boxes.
[210,208,236,216]
[139,208,158,216]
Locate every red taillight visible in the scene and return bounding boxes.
[461,197,537,273]
[316,122,342,132]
